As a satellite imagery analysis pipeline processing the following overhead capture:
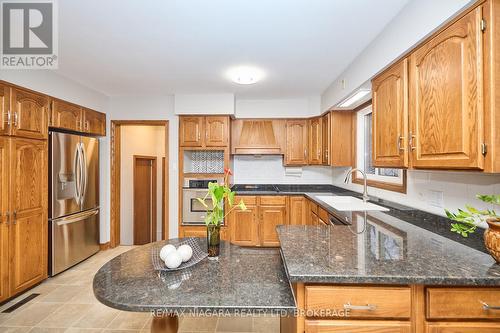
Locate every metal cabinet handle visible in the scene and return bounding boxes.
[6,110,11,126]
[304,149,307,159]
[480,300,500,311]
[409,132,416,151]
[344,302,377,311]
[5,212,9,225]
[397,136,405,151]
[13,112,18,127]
[12,210,17,224]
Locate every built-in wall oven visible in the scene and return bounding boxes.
[182,177,224,225]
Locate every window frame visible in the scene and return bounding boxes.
[352,102,407,194]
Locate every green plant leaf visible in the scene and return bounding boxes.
[228,191,235,206]
[238,200,247,211]
[196,197,208,208]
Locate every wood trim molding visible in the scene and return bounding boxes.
[110,120,169,248]
[99,242,110,251]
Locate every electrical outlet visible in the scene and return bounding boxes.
[427,190,444,208]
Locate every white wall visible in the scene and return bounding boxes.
[120,126,165,245]
[105,96,179,242]
[321,0,474,111]
[334,168,500,219]
[233,155,332,184]
[175,94,234,115]
[235,96,320,118]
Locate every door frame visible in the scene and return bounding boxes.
[110,120,169,248]
[133,155,157,245]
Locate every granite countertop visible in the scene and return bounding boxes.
[93,239,296,314]
[277,222,500,285]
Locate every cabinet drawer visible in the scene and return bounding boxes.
[426,322,500,333]
[235,196,257,206]
[305,320,411,333]
[318,207,329,223]
[427,288,500,320]
[260,196,286,205]
[305,286,411,319]
[309,201,318,214]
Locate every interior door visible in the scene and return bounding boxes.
[10,87,49,140]
[80,136,99,211]
[51,132,81,218]
[9,138,47,294]
[0,137,9,302]
[409,7,483,169]
[133,156,157,245]
[0,84,10,136]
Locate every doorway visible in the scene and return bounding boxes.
[133,155,157,245]
[110,120,169,248]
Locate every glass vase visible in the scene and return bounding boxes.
[207,224,221,260]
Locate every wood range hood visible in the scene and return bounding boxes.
[231,119,286,155]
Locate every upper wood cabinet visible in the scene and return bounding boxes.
[231,119,285,154]
[0,84,10,136]
[409,7,484,170]
[10,87,49,140]
[205,116,229,147]
[330,112,353,166]
[180,116,229,147]
[308,117,322,165]
[372,58,409,168]
[289,196,307,225]
[82,108,106,136]
[285,120,308,165]
[51,99,82,132]
[321,113,331,165]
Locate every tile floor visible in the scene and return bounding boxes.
[0,246,280,333]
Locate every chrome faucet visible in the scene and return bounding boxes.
[344,168,369,203]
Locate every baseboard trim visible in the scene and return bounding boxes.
[99,242,111,251]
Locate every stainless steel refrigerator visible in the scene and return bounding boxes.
[49,132,100,276]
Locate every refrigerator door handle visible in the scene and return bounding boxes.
[74,144,81,204]
[54,208,99,226]
[81,143,88,206]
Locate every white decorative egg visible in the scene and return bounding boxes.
[177,244,193,262]
[160,244,176,261]
[164,251,182,269]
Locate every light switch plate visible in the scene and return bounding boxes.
[427,190,444,208]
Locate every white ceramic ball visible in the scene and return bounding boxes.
[164,251,182,269]
[160,244,176,261]
[177,244,193,262]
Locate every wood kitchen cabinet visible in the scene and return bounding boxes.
[229,196,287,247]
[0,83,10,136]
[321,113,331,165]
[308,117,322,165]
[285,120,308,165]
[51,99,83,132]
[330,112,353,167]
[0,137,9,303]
[372,58,408,168]
[305,320,411,333]
[82,108,106,136]
[231,119,285,154]
[10,87,49,140]
[289,196,307,225]
[409,7,484,170]
[180,116,229,147]
[8,138,47,295]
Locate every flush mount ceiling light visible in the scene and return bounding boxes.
[337,89,371,108]
[226,66,265,85]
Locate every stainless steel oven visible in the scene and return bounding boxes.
[182,177,224,225]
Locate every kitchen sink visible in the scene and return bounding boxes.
[316,196,389,212]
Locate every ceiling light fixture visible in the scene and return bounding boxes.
[226,66,264,85]
[337,89,371,108]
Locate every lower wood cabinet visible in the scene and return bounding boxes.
[229,196,287,247]
[0,137,47,302]
[180,226,228,240]
[305,320,411,333]
[289,196,307,225]
[425,322,500,333]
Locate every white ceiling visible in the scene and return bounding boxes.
[56,0,410,98]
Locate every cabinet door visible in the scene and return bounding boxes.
[181,226,207,238]
[83,108,106,136]
[305,320,410,333]
[289,196,307,225]
[372,58,408,168]
[426,323,500,333]
[321,113,331,165]
[260,204,286,247]
[229,197,259,246]
[330,112,353,166]
[205,116,229,147]
[51,100,82,132]
[310,211,319,226]
[180,117,204,147]
[0,138,9,302]
[10,87,49,140]
[409,8,483,169]
[308,118,322,165]
[9,138,47,295]
[0,84,10,136]
[285,120,308,165]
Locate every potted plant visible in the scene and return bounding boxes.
[445,194,500,263]
[197,168,246,260]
